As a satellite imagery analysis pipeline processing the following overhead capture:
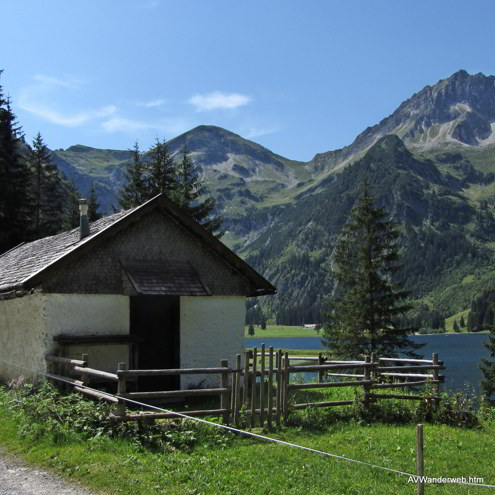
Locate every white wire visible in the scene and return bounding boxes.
[1,358,494,488]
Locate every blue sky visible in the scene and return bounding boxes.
[1,0,494,161]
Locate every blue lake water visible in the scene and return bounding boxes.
[245,334,491,394]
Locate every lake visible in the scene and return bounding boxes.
[245,333,491,394]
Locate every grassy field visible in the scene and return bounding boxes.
[246,323,487,339]
[244,325,320,338]
[0,385,494,495]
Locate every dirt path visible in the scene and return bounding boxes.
[0,449,100,495]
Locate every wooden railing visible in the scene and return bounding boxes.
[45,348,445,426]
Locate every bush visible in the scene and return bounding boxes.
[4,382,233,451]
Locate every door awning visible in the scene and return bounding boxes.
[122,260,211,296]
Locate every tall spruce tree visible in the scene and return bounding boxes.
[0,80,33,252]
[323,181,422,359]
[177,144,223,237]
[63,179,81,230]
[88,182,102,221]
[30,132,64,237]
[119,141,147,209]
[146,138,177,200]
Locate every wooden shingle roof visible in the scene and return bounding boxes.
[122,260,212,296]
[0,194,276,297]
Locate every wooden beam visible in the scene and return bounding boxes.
[45,355,86,366]
[288,380,373,390]
[291,400,354,409]
[122,388,228,399]
[73,366,118,382]
[119,367,230,376]
[74,386,119,403]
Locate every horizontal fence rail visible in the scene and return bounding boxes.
[45,347,446,427]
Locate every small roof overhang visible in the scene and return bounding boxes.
[122,260,212,296]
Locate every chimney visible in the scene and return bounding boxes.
[79,198,90,239]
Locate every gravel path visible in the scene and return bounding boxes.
[0,449,99,495]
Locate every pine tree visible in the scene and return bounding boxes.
[119,141,147,209]
[30,132,64,237]
[323,181,422,359]
[467,311,474,332]
[176,144,223,237]
[88,182,102,221]
[480,328,495,404]
[261,315,267,330]
[460,315,466,328]
[0,84,33,252]
[248,323,255,336]
[453,320,460,332]
[63,179,81,229]
[146,138,177,200]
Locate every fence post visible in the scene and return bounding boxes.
[251,348,258,428]
[318,352,324,383]
[116,362,127,417]
[234,354,242,426]
[80,354,88,386]
[243,350,251,408]
[283,351,289,425]
[260,344,265,427]
[268,346,274,428]
[432,352,439,393]
[220,359,230,424]
[276,350,282,427]
[370,353,378,381]
[363,355,371,407]
[416,424,425,495]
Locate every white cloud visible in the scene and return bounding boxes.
[136,98,167,108]
[18,100,116,127]
[101,116,190,136]
[101,117,152,133]
[32,74,85,89]
[188,91,252,111]
[18,74,117,128]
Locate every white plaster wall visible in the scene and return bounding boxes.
[180,296,245,389]
[0,293,46,383]
[0,293,130,382]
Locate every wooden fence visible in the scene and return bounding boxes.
[45,346,445,426]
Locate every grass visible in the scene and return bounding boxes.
[244,325,319,338]
[0,383,494,495]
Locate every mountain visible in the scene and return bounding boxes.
[50,126,307,214]
[311,70,495,173]
[50,70,495,325]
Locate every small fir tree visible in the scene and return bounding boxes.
[176,144,223,237]
[146,138,177,200]
[88,182,102,221]
[261,315,267,330]
[323,181,422,359]
[119,141,147,209]
[30,132,64,237]
[460,315,466,328]
[248,323,255,336]
[63,179,81,230]
[453,320,460,332]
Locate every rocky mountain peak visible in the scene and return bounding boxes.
[312,70,495,173]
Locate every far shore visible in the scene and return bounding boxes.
[245,324,489,339]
